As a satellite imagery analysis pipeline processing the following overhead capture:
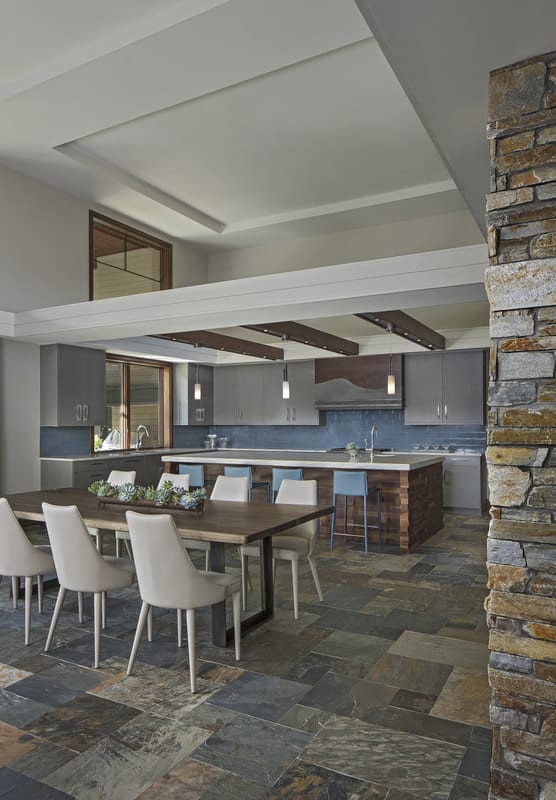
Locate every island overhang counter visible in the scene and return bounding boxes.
[162,450,444,552]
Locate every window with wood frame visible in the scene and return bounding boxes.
[93,356,172,452]
[90,212,172,300]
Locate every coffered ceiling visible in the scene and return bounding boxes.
[1,0,555,358]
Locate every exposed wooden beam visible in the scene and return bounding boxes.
[244,321,359,356]
[356,311,446,350]
[155,331,284,360]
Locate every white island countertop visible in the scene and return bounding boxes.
[162,449,444,472]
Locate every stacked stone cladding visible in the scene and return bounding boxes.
[485,52,556,800]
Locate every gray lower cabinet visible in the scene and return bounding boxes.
[41,453,165,490]
[174,363,214,425]
[443,455,485,513]
[262,361,319,425]
[41,344,106,426]
[404,351,485,425]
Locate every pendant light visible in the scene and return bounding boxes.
[194,363,202,400]
[282,362,290,399]
[281,334,290,399]
[387,323,396,395]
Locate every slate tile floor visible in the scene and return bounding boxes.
[0,513,491,799]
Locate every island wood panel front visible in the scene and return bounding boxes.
[168,460,443,552]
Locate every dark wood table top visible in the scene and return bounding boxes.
[6,488,333,546]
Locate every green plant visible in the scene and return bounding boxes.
[118,483,138,503]
[144,485,157,501]
[88,480,117,497]
[345,442,359,451]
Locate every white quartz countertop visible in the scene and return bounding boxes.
[40,448,203,463]
[161,449,444,471]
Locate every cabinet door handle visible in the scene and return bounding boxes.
[444,404,448,420]
[436,404,440,419]
[286,407,290,421]
[292,407,296,421]
[82,404,89,422]
[76,404,82,422]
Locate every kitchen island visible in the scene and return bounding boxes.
[162,449,444,552]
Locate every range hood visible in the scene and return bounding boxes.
[314,354,403,409]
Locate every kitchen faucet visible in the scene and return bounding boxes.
[136,424,149,449]
[369,425,377,457]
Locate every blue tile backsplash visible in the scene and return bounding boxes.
[177,408,486,453]
[41,409,485,457]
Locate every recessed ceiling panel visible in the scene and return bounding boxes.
[75,37,451,223]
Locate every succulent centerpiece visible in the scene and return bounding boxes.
[88,480,207,511]
[345,441,360,461]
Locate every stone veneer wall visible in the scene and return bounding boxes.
[485,52,556,800]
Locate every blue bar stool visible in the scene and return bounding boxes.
[272,468,303,501]
[224,466,271,502]
[330,470,382,553]
[178,464,205,488]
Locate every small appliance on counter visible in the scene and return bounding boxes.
[219,437,229,448]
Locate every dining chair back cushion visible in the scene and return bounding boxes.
[178,465,204,488]
[156,473,190,491]
[0,498,54,577]
[210,475,249,502]
[108,470,136,486]
[126,511,224,609]
[275,479,318,550]
[42,503,134,593]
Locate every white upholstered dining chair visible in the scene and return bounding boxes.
[42,502,135,668]
[88,469,137,556]
[209,474,249,502]
[125,510,241,692]
[240,479,323,619]
[0,498,56,645]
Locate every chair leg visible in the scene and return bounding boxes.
[24,576,33,646]
[127,601,150,675]
[307,555,324,601]
[37,575,44,614]
[376,489,382,545]
[124,539,133,560]
[343,496,348,533]
[93,592,102,668]
[241,552,249,612]
[186,608,196,693]
[291,558,299,620]
[177,609,183,648]
[147,606,153,642]
[363,496,368,554]
[204,550,210,571]
[78,591,84,623]
[330,494,336,551]
[45,586,66,652]
[115,535,121,558]
[11,576,18,608]
[232,592,241,661]
[101,592,107,629]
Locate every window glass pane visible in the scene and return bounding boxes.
[94,362,123,451]
[93,263,160,300]
[126,243,161,281]
[129,365,161,448]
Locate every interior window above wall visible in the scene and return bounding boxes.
[90,212,172,300]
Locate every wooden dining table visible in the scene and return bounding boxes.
[5,488,333,647]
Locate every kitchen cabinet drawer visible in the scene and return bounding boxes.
[404,351,485,426]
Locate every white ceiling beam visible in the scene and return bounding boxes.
[9,244,487,343]
[56,142,225,233]
[225,180,457,233]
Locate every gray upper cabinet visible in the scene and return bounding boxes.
[40,344,106,426]
[262,361,319,425]
[213,364,264,425]
[174,363,214,425]
[404,351,485,426]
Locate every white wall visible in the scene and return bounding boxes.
[0,338,41,493]
[0,163,208,313]
[207,208,483,281]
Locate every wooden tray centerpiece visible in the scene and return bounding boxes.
[88,480,206,513]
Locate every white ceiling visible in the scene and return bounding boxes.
[1,0,554,357]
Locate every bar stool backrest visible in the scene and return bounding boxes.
[272,468,303,500]
[178,465,204,488]
[333,470,368,497]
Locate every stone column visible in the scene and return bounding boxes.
[485,53,556,799]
